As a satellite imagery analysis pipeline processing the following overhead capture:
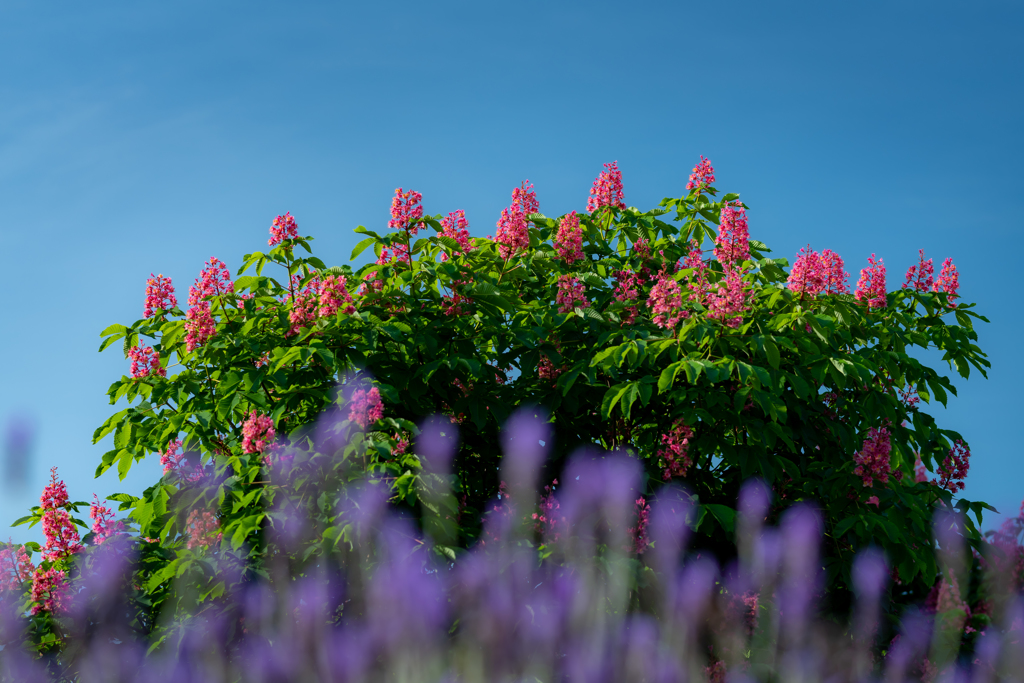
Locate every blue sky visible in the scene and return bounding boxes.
[1,1,1022,540]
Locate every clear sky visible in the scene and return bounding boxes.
[1,1,1021,541]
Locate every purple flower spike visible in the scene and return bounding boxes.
[853,548,888,602]
[417,414,460,475]
[738,479,771,526]
[781,504,823,582]
[500,406,552,492]
[674,556,719,626]
[649,485,694,576]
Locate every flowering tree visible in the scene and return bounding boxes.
[1,158,999,663]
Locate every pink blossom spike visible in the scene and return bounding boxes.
[587,161,625,213]
[713,204,751,269]
[388,188,425,236]
[686,156,716,192]
[648,272,687,329]
[853,427,891,487]
[143,274,177,318]
[242,411,276,454]
[854,254,887,309]
[902,249,934,292]
[658,420,695,480]
[933,257,960,306]
[439,210,472,261]
[821,249,850,295]
[349,387,384,428]
[555,274,589,314]
[554,210,584,264]
[268,212,300,247]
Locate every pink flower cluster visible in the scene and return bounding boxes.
[787,247,850,296]
[159,440,205,483]
[268,212,300,247]
[143,274,177,318]
[901,250,960,307]
[934,258,960,304]
[0,544,34,592]
[538,339,565,383]
[389,188,424,236]
[936,440,970,493]
[31,567,68,615]
[628,496,651,555]
[348,387,384,428]
[185,509,222,551]
[686,155,716,191]
[285,275,320,336]
[682,241,711,304]
[554,210,584,264]
[914,452,929,483]
[439,210,472,260]
[187,257,234,306]
[706,268,749,328]
[648,272,687,329]
[318,274,356,318]
[242,411,275,454]
[853,427,891,487]
[713,204,751,269]
[184,257,233,351]
[89,495,124,545]
[495,181,538,259]
[613,269,641,325]
[184,302,216,352]
[903,249,934,292]
[129,344,165,379]
[587,161,625,213]
[658,420,695,480]
[555,275,589,314]
[40,467,82,562]
[443,291,472,317]
[532,479,562,541]
[855,254,887,309]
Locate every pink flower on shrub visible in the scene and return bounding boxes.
[855,254,887,309]
[788,247,825,296]
[442,292,472,316]
[936,440,970,493]
[439,210,471,260]
[40,468,82,562]
[532,479,562,541]
[628,496,651,555]
[0,544,34,592]
[242,411,275,454]
[30,567,69,615]
[934,257,960,305]
[821,249,850,295]
[587,161,625,213]
[160,440,205,482]
[143,274,177,318]
[268,212,300,246]
[185,509,222,551]
[187,257,234,306]
[89,496,124,545]
[613,269,641,325]
[707,268,749,328]
[713,203,750,269]
[658,420,695,480]
[686,155,716,191]
[648,272,686,329]
[389,188,424,236]
[184,301,217,351]
[853,427,891,487]
[554,210,584,264]
[495,181,537,260]
[349,387,384,428]
[129,344,165,379]
[555,275,588,314]
[318,274,356,318]
[682,240,711,304]
[903,249,934,292]
[286,275,321,336]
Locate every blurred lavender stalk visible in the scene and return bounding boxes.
[1,410,1023,682]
